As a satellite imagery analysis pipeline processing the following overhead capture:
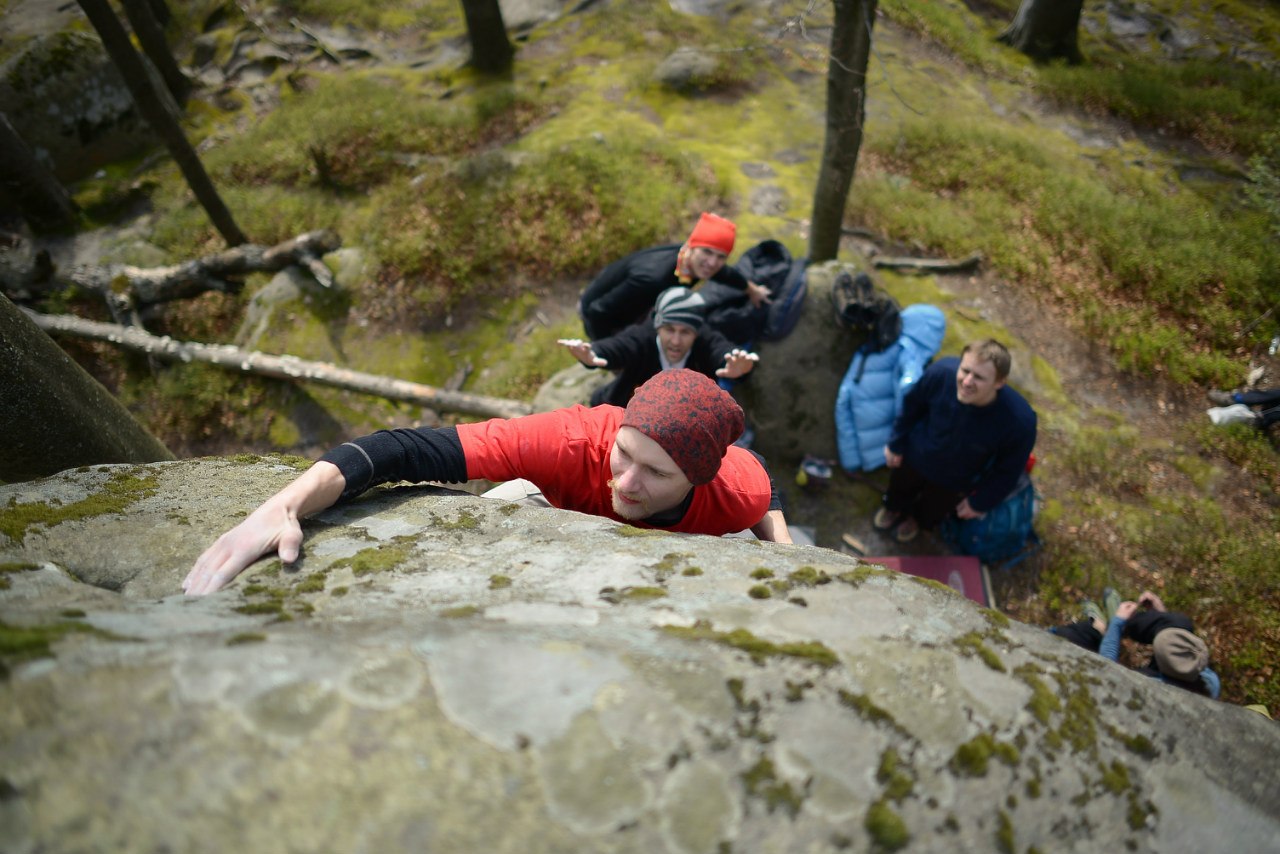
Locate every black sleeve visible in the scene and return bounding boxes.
[710,263,750,290]
[320,427,468,503]
[1123,610,1195,644]
[591,325,651,369]
[747,449,785,512]
[701,327,739,366]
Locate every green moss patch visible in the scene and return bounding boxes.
[662,621,838,668]
[865,799,910,851]
[953,631,1007,673]
[329,536,417,576]
[0,471,159,544]
[0,619,128,667]
[740,756,804,818]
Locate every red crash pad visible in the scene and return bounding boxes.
[864,555,992,607]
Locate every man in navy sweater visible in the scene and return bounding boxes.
[874,339,1037,543]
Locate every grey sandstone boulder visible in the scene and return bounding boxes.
[1,458,1277,853]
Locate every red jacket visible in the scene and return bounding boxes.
[458,405,770,536]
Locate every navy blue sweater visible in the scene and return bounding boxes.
[887,357,1037,512]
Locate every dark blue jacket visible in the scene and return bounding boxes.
[887,357,1037,512]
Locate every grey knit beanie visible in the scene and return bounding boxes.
[653,287,706,332]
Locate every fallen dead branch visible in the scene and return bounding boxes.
[2,230,342,325]
[872,252,983,274]
[25,308,533,421]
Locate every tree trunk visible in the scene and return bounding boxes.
[808,0,878,263]
[0,296,172,482]
[997,0,1084,64]
[0,113,79,234]
[76,0,247,247]
[147,0,171,25]
[24,308,535,421]
[460,0,514,75]
[118,0,190,104]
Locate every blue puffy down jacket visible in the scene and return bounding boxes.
[835,304,947,472]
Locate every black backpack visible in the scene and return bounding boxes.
[700,240,809,345]
[831,271,901,353]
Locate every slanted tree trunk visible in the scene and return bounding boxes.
[808,0,878,263]
[460,0,514,75]
[0,296,172,482]
[997,0,1084,64]
[24,308,535,420]
[118,0,190,104]
[76,0,247,247]
[0,113,79,234]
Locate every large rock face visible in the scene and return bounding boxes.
[742,261,866,466]
[0,295,172,482]
[1,459,1277,852]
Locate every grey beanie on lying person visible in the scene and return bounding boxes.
[654,287,706,331]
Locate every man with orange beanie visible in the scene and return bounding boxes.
[184,370,792,595]
[578,212,771,341]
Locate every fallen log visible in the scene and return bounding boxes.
[1,230,342,318]
[24,308,533,421]
[871,252,983,274]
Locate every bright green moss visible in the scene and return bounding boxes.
[981,608,1011,630]
[788,566,831,587]
[995,810,1015,854]
[612,525,667,538]
[619,586,667,601]
[434,509,480,530]
[864,800,910,851]
[1015,664,1062,725]
[662,622,838,667]
[950,733,1017,777]
[748,584,772,599]
[954,631,1006,673]
[234,601,286,616]
[837,690,906,734]
[1100,760,1132,794]
[877,748,914,802]
[294,573,327,594]
[0,619,126,664]
[740,756,803,818]
[1122,733,1158,759]
[330,537,417,576]
[0,471,159,544]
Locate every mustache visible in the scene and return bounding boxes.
[607,479,648,512]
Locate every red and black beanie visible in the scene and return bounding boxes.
[621,369,744,485]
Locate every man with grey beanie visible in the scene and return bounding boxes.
[559,286,759,408]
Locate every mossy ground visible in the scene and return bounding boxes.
[31,0,1280,713]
